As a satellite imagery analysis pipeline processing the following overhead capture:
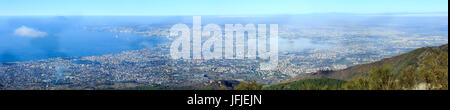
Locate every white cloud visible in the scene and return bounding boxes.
[13,26,47,38]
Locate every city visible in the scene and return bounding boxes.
[0,16,447,89]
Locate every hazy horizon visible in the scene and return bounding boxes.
[0,0,448,16]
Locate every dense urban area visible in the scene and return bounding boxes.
[0,22,447,89]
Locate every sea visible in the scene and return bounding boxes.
[0,16,171,62]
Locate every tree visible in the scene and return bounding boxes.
[367,65,396,90]
[417,52,448,90]
[235,81,263,90]
[217,86,228,90]
[397,66,419,89]
[343,65,396,90]
[343,76,369,90]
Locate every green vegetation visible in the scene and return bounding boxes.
[111,85,217,90]
[348,65,396,90]
[122,85,171,90]
[343,65,397,90]
[264,78,346,90]
[235,81,263,90]
[396,66,418,89]
[418,52,448,90]
[271,44,448,90]
[344,51,448,90]
[293,44,448,80]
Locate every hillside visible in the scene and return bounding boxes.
[266,44,448,90]
[292,44,448,81]
[102,80,241,90]
[263,78,346,90]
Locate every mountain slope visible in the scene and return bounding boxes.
[290,44,448,81]
[263,78,346,90]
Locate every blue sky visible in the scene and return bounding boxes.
[0,0,448,16]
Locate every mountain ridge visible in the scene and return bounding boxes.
[288,44,448,82]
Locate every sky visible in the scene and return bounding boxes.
[0,0,448,16]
